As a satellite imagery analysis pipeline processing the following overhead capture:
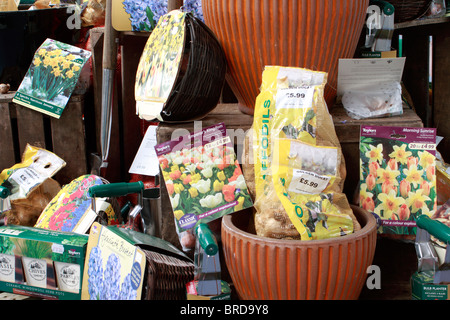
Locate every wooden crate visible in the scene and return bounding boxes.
[0,92,88,186]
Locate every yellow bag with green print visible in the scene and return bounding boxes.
[252,66,358,240]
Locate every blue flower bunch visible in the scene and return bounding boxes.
[123,0,161,31]
[101,253,122,300]
[118,273,138,300]
[123,0,204,31]
[184,0,204,22]
[87,246,104,300]
[88,247,139,300]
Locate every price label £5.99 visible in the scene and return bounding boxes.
[275,87,314,109]
[288,169,330,194]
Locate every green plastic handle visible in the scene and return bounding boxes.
[88,181,144,198]
[196,223,218,256]
[417,215,450,244]
[0,186,10,199]
[370,0,395,15]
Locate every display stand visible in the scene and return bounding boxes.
[156,102,424,300]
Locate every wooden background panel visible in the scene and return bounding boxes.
[119,32,149,182]
[14,103,46,152]
[0,99,15,170]
[433,32,450,161]
[393,19,450,161]
[51,95,88,186]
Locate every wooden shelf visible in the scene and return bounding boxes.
[395,13,450,29]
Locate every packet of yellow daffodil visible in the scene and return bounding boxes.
[155,123,253,234]
[251,66,357,241]
[13,38,91,119]
[360,125,437,238]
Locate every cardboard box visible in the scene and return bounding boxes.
[436,160,450,206]
[0,224,88,300]
[186,280,231,300]
[361,50,397,58]
[411,271,449,300]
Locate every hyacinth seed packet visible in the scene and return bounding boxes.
[81,223,146,300]
[113,0,204,32]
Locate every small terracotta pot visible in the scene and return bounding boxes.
[202,0,369,114]
[221,205,377,300]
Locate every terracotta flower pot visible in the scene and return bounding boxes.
[202,0,369,114]
[221,205,377,300]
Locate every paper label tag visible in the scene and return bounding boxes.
[9,168,41,190]
[276,87,314,109]
[408,143,437,151]
[52,243,65,254]
[288,169,331,194]
[1,197,11,213]
[204,136,231,150]
[129,125,160,176]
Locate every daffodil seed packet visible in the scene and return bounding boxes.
[155,122,253,232]
[360,125,437,236]
[13,38,91,119]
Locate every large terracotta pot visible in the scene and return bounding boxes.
[221,205,377,300]
[202,0,369,114]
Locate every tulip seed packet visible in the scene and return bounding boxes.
[155,123,253,232]
[13,38,91,119]
[360,125,437,236]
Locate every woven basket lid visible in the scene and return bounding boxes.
[135,9,226,123]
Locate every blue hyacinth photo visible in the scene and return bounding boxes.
[122,0,203,31]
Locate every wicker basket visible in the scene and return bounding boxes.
[142,249,195,300]
[160,13,227,122]
[135,10,227,123]
[389,0,432,23]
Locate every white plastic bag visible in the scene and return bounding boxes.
[342,81,403,120]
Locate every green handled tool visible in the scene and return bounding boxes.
[194,223,221,296]
[195,223,219,256]
[415,215,450,284]
[0,186,10,218]
[89,182,144,229]
[0,186,10,199]
[417,215,450,245]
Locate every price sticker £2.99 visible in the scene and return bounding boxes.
[288,169,330,194]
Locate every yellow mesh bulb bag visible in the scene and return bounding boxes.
[252,66,357,240]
